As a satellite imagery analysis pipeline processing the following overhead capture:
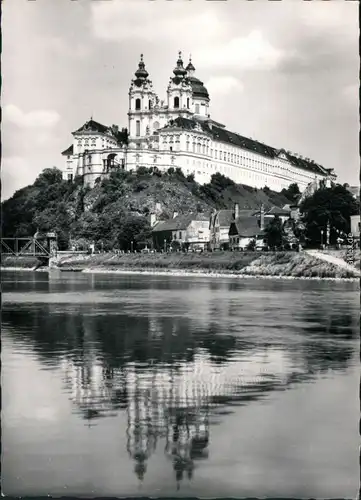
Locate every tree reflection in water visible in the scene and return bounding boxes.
[2,275,358,487]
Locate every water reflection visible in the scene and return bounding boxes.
[2,271,359,492]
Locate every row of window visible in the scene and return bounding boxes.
[134,97,202,111]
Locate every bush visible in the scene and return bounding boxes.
[134,181,148,192]
[152,167,162,177]
[136,166,151,177]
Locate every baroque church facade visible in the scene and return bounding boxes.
[61,53,336,192]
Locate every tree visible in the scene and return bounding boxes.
[117,215,152,251]
[299,184,359,246]
[246,239,256,251]
[175,167,185,178]
[264,216,284,249]
[281,183,300,203]
[33,167,63,188]
[170,240,181,252]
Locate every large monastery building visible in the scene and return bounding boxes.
[61,52,336,192]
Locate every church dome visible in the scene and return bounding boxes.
[189,76,209,99]
[134,54,149,79]
[186,59,195,73]
[173,51,187,78]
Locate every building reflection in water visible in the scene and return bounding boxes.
[2,275,358,489]
[125,361,211,488]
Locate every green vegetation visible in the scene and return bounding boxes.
[52,251,358,279]
[281,182,301,203]
[264,216,285,249]
[1,167,292,251]
[299,184,359,246]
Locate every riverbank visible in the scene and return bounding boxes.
[3,251,359,280]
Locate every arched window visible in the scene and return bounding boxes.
[135,98,141,110]
[174,96,180,109]
[136,120,140,137]
[195,104,200,114]
[149,100,152,110]
[187,98,190,109]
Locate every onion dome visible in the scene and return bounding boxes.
[186,56,195,73]
[173,51,187,78]
[135,54,149,79]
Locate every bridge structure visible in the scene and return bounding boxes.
[1,237,54,258]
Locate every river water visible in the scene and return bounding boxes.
[1,270,359,498]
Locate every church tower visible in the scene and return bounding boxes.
[167,52,193,117]
[128,55,158,145]
[185,56,210,119]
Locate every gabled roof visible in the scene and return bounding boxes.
[217,209,233,227]
[71,120,128,146]
[61,144,74,156]
[161,117,330,177]
[73,119,110,135]
[236,209,257,217]
[267,206,291,216]
[231,216,263,237]
[152,212,209,232]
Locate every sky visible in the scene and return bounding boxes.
[1,0,359,200]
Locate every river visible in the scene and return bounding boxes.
[1,270,359,497]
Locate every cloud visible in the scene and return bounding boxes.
[206,76,243,96]
[91,2,224,43]
[3,104,60,128]
[46,37,90,59]
[299,2,358,35]
[195,30,285,70]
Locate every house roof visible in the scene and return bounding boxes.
[73,119,110,135]
[217,209,234,227]
[152,212,209,232]
[61,144,74,156]
[71,120,127,146]
[161,117,329,177]
[232,216,263,237]
[267,206,291,216]
[236,209,257,217]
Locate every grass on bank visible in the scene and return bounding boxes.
[55,251,358,279]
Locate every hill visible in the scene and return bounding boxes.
[1,167,292,251]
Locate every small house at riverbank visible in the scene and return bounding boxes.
[152,213,210,251]
[228,204,265,251]
[209,209,233,251]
